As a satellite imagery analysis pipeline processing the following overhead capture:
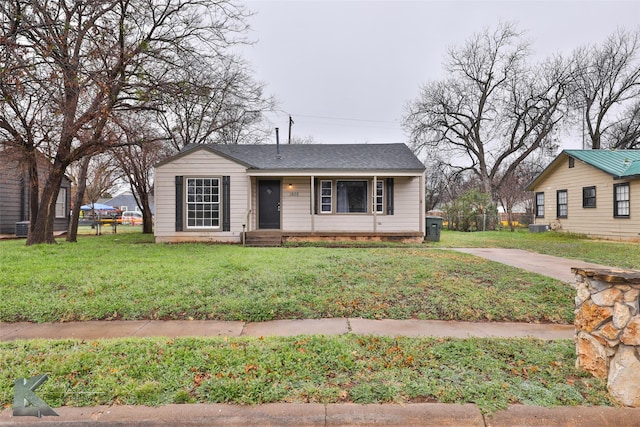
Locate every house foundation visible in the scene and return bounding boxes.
[572,267,640,407]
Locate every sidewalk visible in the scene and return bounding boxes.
[0,318,575,342]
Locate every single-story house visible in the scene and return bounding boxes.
[526,149,640,240]
[154,143,426,244]
[0,146,71,236]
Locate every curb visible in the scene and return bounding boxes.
[2,403,639,426]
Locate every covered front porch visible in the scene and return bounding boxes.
[244,173,425,238]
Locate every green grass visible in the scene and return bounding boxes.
[2,230,632,412]
[0,233,572,323]
[0,336,612,414]
[434,229,640,269]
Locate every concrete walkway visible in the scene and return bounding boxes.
[0,318,575,342]
[450,248,613,283]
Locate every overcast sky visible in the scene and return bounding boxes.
[237,1,640,148]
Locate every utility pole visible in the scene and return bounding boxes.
[288,115,294,144]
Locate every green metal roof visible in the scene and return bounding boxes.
[564,150,640,179]
[527,149,640,191]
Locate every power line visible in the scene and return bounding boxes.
[292,113,399,125]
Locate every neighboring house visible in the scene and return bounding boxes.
[527,149,640,240]
[154,143,426,244]
[101,192,155,215]
[0,146,71,235]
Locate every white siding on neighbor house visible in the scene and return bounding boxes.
[155,148,248,243]
[532,156,640,240]
[277,176,422,233]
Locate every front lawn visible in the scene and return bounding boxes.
[0,336,612,414]
[0,234,572,323]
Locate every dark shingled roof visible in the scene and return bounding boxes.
[179,143,425,172]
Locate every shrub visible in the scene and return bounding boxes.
[445,190,499,232]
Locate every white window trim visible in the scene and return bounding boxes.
[535,192,545,218]
[186,177,221,229]
[55,188,67,218]
[320,180,332,213]
[614,183,630,218]
[375,180,384,214]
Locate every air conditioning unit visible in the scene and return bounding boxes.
[15,221,30,237]
[529,224,548,233]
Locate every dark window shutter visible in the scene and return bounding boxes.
[386,178,394,215]
[313,178,319,214]
[175,176,183,231]
[222,176,231,231]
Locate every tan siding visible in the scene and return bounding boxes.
[155,149,248,242]
[532,156,640,240]
[376,177,422,232]
[281,177,312,231]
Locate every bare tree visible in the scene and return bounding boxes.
[66,155,90,243]
[157,56,274,151]
[569,28,640,149]
[112,114,171,234]
[289,134,318,145]
[65,148,120,241]
[495,160,545,231]
[0,0,249,244]
[423,158,453,212]
[609,101,640,149]
[404,22,568,200]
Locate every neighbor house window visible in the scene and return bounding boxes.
[583,186,596,208]
[320,180,332,213]
[186,178,220,228]
[614,183,630,218]
[55,188,67,218]
[375,180,384,213]
[557,190,568,218]
[336,180,367,213]
[569,158,575,168]
[535,192,545,218]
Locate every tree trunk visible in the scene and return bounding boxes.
[67,156,90,242]
[26,165,66,245]
[130,184,154,234]
[140,192,154,234]
[26,150,40,235]
[507,207,514,232]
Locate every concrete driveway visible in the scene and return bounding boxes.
[449,248,613,283]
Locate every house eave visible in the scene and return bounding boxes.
[247,169,425,177]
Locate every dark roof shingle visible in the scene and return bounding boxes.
[180,143,425,171]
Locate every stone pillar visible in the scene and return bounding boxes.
[573,267,640,407]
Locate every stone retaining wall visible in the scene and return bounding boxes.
[572,267,640,407]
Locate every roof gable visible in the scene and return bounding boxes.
[527,149,640,190]
[159,143,426,172]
